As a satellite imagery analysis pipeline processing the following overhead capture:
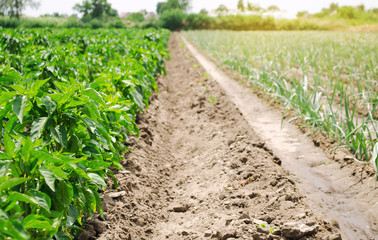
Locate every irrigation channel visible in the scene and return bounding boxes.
[181,34,377,240]
[94,33,376,240]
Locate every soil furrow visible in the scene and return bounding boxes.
[92,33,341,240]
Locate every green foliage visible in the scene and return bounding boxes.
[329,3,339,11]
[21,18,57,28]
[337,6,358,19]
[156,0,191,14]
[88,18,105,28]
[199,8,208,15]
[267,5,280,12]
[40,12,66,18]
[0,17,20,27]
[184,13,213,30]
[277,19,325,30]
[297,11,309,18]
[171,3,377,32]
[0,16,127,29]
[126,12,144,23]
[107,18,125,28]
[0,27,170,239]
[308,3,378,24]
[140,16,159,29]
[159,9,186,31]
[157,11,329,31]
[62,18,87,28]
[214,15,276,31]
[237,0,245,12]
[246,2,262,12]
[216,4,228,14]
[0,0,39,19]
[0,17,59,28]
[373,143,378,181]
[74,0,118,22]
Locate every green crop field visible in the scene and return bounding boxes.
[0,28,169,239]
[184,30,378,176]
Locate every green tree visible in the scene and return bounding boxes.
[216,4,228,14]
[237,0,245,12]
[74,0,118,21]
[199,8,208,15]
[156,0,191,14]
[0,0,12,15]
[329,3,339,12]
[0,0,39,18]
[127,12,144,23]
[356,4,365,12]
[156,2,168,14]
[73,0,90,16]
[297,10,309,18]
[267,5,279,12]
[159,8,185,30]
[247,2,262,12]
[337,6,358,19]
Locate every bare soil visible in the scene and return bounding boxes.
[80,33,345,240]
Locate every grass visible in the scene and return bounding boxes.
[184,30,378,178]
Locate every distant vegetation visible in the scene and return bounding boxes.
[0,0,123,28]
[297,3,378,27]
[157,1,378,31]
[0,0,377,31]
[0,0,39,19]
[73,0,118,22]
[0,0,157,29]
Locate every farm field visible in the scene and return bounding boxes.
[181,33,378,239]
[97,33,343,240]
[0,27,377,240]
[0,28,169,239]
[184,30,378,176]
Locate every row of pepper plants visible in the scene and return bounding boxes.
[0,28,170,239]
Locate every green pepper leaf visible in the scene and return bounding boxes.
[30,117,48,141]
[55,231,71,240]
[0,178,28,191]
[22,214,52,230]
[12,95,27,124]
[0,92,17,106]
[66,205,78,227]
[43,96,57,115]
[39,167,57,192]
[88,173,106,188]
[50,125,68,148]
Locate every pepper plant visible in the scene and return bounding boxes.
[0,28,170,239]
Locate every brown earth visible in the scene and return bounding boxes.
[80,33,343,240]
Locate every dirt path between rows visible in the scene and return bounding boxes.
[84,33,344,240]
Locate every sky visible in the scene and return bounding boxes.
[24,0,378,17]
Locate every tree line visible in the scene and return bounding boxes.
[0,0,376,30]
[0,0,38,18]
[0,0,119,21]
